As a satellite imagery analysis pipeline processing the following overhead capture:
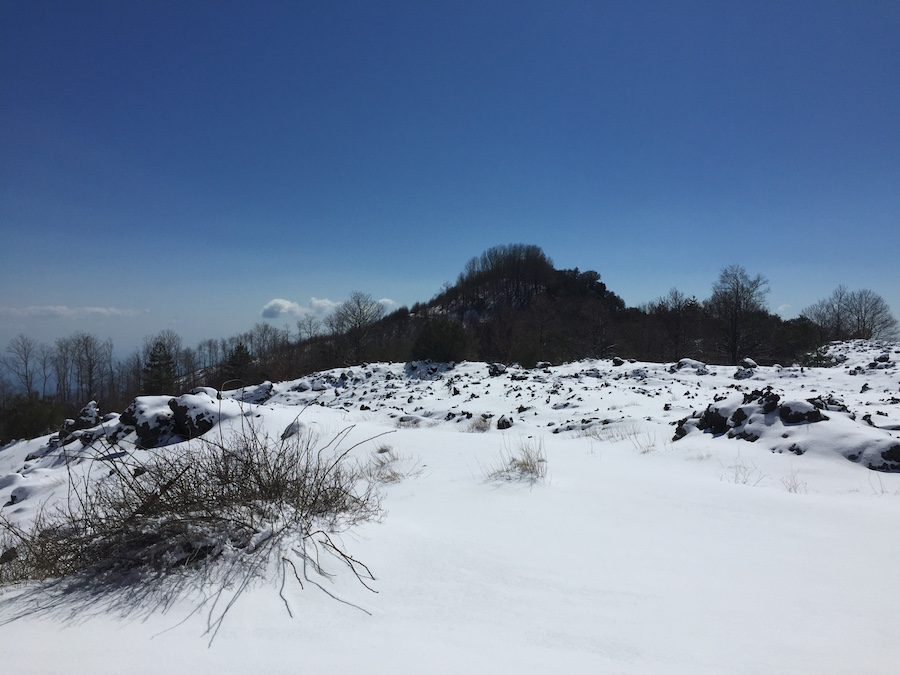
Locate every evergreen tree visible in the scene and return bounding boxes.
[141,339,176,395]
[223,342,254,385]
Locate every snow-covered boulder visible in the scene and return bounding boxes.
[669,358,709,375]
[119,396,179,448]
[117,391,241,448]
[779,399,826,424]
[280,418,308,441]
[168,392,221,439]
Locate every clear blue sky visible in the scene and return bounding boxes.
[2,0,898,355]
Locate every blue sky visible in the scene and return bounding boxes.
[2,0,898,355]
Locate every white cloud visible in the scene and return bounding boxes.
[0,305,145,319]
[308,297,339,316]
[777,304,792,316]
[261,297,340,320]
[260,298,304,319]
[261,296,395,321]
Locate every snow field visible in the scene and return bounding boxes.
[0,340,898,672]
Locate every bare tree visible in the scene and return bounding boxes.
[248,322,289,377]
[706,265,770,364]
[297,313,321,341]
[71,332,114,405]
[37,343,55,399]
[178,345,198,390]
[327,291,386,364]
[801,285,850,342]
[195,338,221,373]
[845,289,898,340]
[802,286,898,341]
[53,336,74,404]
[114,350,143,405]
[2,333,38,396]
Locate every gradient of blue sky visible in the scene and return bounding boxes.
[2,0,898,355]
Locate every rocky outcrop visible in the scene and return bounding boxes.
[673,388,832,443]
[119,396,179,448]
[117,391,230,448]
[168,392,220,439]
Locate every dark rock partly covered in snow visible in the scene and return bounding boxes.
[233,381,274,404]
[168,392,220,439]
[743,387,781,414]
[673,388,836,443]
[669,358,709,376]
[405,360,453,380]
[496,415,513,430]
[779,400,826,424]
[487,363,507,377]
[119,396,179,448]
[116,391,229,448]
[879,444,900,471]
[73,401,101,430]
[59,401,103,445]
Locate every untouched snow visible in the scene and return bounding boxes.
[1,340,899,673]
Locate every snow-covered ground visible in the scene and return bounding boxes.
[1,340,899,673]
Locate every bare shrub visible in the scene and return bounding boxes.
[364,445,420,484]
[0,421,382,593]
[629,430,658,454]
[486,437,547,484]
[782,468,807,494]
[719,455,765,486]
[464,415,492,433]
[580,419,640,443]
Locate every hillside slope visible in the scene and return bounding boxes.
[0,341,898,673]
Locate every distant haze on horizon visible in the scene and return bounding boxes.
[2,1,898,355]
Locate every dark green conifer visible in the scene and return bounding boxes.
[141,339,176,395]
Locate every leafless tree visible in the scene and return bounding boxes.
[37,343,55,399]
[248,322,289,376]
[801,285,851,342]
[2,333,38,396]
[706,265,770,364]
[53,336,74,404]
[844,289,898,339]
[195,338,220,372]
[327,291,386,364]
[114,349,143,405]
[802,286,898,341]
[71,332,114,405]
[178,345,199,390]
[297,313,321,342]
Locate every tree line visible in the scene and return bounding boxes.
[2,244,897,442]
